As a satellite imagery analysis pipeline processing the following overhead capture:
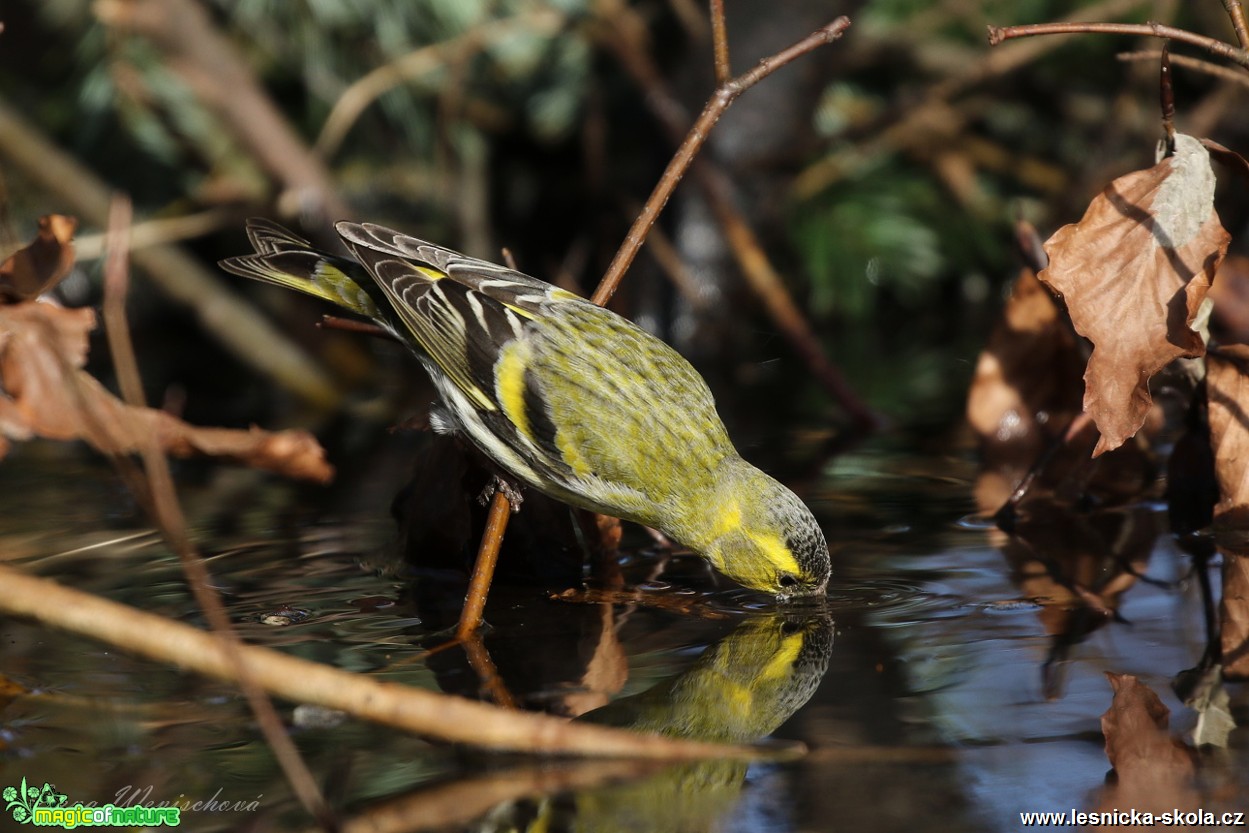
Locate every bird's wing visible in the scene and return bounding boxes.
[337,222,595,486]
[220,219,381,317]
[337,222,572,314]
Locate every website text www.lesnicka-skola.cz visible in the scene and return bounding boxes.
[1020,809,1246,827]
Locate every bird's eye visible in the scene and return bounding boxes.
[778,573,799,589]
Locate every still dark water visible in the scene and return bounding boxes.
[0,435,1242,832]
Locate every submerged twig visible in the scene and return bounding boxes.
[319,314,395,339]
[101,197,336,831]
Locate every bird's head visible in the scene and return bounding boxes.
[696,462,830,599]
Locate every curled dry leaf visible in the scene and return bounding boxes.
[1040,134,1230,456]
[1097,673,1196,813]
[966,265,1085,467]
[0,301,332,483]
[1199,138,1249,186]
[0,215,78,302]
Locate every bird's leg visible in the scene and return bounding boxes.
[456,490,512,639]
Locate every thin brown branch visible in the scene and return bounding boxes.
[710,0,731,83]
[95,0,351,225]
[1224,0,1249,48]
[591,16,851,306]
[1117,49,1249,87]
[987,21,1249,69]
[101,196,336,831]
[0,565,792,761]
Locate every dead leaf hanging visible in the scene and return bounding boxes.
[0,301,333,483]
[1039,134,1230,456]
[0,215,77,302]
[966,264,1085,466]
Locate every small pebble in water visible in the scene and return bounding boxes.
[258,607,311,626]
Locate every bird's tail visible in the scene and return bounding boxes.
[219,218,381,318]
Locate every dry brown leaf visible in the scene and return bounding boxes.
[0,301,332,482]
[1097,673,1196,814]
[0,215,77,303]
[1200,138,1249,185]
[966,265,1085,466]
[1040,134,1230,456]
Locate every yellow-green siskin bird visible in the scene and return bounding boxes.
[221,219,830,597]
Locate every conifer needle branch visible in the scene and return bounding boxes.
[987,21,1249,70]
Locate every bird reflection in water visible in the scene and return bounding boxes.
[475,610,833,833]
